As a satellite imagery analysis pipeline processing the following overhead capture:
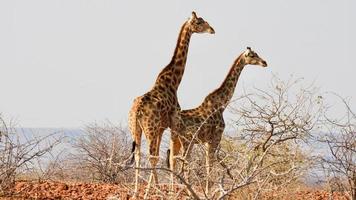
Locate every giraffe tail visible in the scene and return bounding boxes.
[126,97,144,166]
[127,141,136,165]
[166,148,171,168]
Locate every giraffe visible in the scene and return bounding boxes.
[168,47,268,194]
[128,11,215,198]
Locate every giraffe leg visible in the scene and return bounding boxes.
[205,143,214,195]
[205,126,223,196]
[179,141,194,197]
[129,118,142,197]
[205,140,220,196]
[153,135,161,185]
[128,98,143,198]
[182,141,193,182]
[144,130,164,200]
[134,141,141,197]
[133,131,142,197]
[169,136,181,193]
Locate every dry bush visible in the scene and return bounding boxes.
[318,95,355,200]
[0,115,62,195]
[69,121,134,184]
[218,76,324,199]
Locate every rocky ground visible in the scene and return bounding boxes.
[0,181,350,200]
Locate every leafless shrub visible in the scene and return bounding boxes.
[29,149,69,182]
[217,76,323,199]
[70,121,134,184]
[318,94,355,200]
[0,115,62,195]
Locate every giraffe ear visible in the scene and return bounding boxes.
[191,11,198,19]
[245,47,252,57]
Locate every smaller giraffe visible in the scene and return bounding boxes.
[168,47,268,194]
[128,12,214,198]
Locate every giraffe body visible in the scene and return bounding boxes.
[171,107,225,155]
[168,47,268,194]
[128,12,214,198]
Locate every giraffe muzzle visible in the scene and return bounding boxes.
[261,60,268,67]
[208,27,215,34]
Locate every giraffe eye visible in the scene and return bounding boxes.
[196,19,204,25]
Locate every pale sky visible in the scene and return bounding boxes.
[0,0,354,128]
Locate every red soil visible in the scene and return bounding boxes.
[3,181,126,200]
[262,190,349,200]
[1,181,350,200]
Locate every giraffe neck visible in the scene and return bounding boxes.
[200,54,246,113]
[153,21,192,91]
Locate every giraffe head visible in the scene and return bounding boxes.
[243,47,268,67]
[187,11,215,34]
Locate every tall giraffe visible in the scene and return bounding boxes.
[168,47,268,194]
[128,11,215,197]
